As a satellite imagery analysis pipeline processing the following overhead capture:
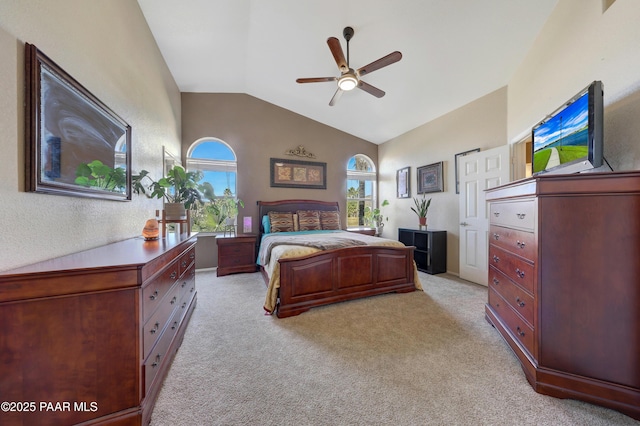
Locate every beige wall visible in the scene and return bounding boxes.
[181,93,378,268]
[0,0,181,271]
[378,87,508,275]
[508,0,640,171]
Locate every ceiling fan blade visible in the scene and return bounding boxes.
[357,80,385,98]
[296,77,337,84]
[357,51,402,77]
[329,88,344,106]
[327,37,348,72]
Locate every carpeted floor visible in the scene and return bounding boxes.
[150,270,639,425]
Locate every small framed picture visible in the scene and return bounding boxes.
[396,167,410,198]
[417,162,444,194]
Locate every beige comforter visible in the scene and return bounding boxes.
[261,230,423,313]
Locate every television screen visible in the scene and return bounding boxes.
[532,81,603,175]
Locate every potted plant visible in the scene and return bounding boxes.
[132,165,204,219]
[364,199,389,235]
[411,194,431,228]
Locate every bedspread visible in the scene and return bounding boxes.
[261,230,423,313]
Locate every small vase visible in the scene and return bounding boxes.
[419,217,427,230]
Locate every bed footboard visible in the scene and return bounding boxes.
[276,245,415,318]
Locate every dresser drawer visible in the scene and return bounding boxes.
[489,266,534,326]
[142,260,179,322]
[178,245,196,276]
[489,225,536,262]
[143,309,180,396]
[142,280,182,360]
[489,244,534,294]
[490,199,536,231]
[488,287,534,355]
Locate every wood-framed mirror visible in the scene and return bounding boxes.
[25,43,132,201]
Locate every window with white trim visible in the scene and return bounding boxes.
[346,154,377,227]
[186,138,238,232]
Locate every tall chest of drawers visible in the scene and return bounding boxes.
[0,233,197,426]
[485,172,640,421]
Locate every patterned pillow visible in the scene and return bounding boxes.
[297,210,322,231]
[319,210,341,230]
[268,211,295,233]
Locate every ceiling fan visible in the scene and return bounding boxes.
[296,26,402,106]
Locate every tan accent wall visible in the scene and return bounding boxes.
[181,93,377,269]
[0,1,181,271]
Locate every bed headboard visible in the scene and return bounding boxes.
[257,199,340,239]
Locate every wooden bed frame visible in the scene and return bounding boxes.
[257,199,416,318]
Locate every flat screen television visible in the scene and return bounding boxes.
[532,81,603,175]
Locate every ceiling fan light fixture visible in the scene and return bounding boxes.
[337,74,358,91]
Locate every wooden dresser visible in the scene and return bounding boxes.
[485,172,640,421]
[0,233,197,426]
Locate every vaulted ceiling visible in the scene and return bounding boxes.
[137,0,559,144]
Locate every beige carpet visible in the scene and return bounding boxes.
[150,270,638,425]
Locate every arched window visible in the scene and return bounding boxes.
[187,138,238,232]
[346,154,377,227]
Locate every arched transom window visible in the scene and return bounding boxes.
[346,154,377,227]
[187,138,238,232]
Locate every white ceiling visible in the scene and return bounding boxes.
[137,0,558,144]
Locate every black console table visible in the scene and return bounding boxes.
[398,228,447,274]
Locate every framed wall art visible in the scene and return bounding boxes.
[270,158,327,189]
[396,167,410,198]
[454,148,480,194]
[24,43,132,201]
[417,162,444,194]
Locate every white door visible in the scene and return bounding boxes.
[458,145,511,285]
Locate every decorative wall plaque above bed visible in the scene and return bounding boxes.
[24,43,132,201]
[270,158,327,189]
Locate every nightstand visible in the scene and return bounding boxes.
[216,234,258,276]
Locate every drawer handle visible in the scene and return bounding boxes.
[151,354,161,368]
[515,297,525,307]
[171,321,178,330]
[181,260,187,268]
[170,296,177,305]
[190,286,195,293]
[149,322,159,334]
[493,212,500,217]
[515,268,525,279]
[492,255,500,263]
[181,281,187,288]
[190,270,195,277]
[170,271,177,279]
[516,240,526,249]
[493,233,500,240]
[149,290,158,301]
[492,277,499,285]
[516,213,526,219]
[516,326,526,337]
[190,252,195,259]
[181,302,187,309]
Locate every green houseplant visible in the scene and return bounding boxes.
[411,194,432,227]
[364,199,389,235]
[132,165,204,218]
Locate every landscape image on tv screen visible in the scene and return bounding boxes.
[533,91,589,173]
